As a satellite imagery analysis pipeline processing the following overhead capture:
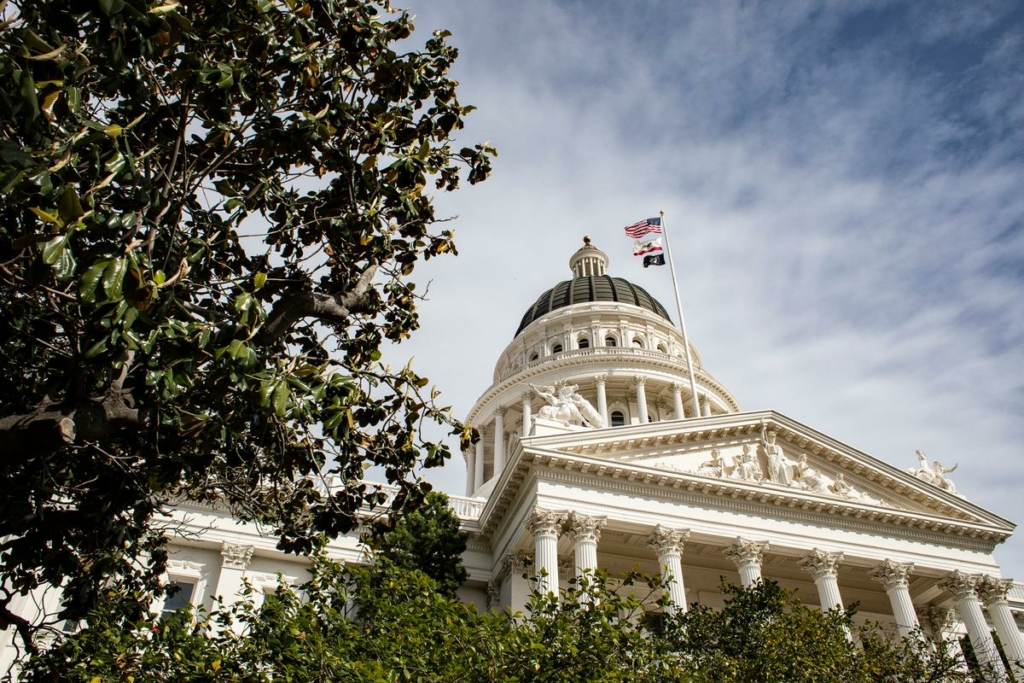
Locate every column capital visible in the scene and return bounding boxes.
[500,550,533,578]
[977,575,1013,605]
[799,548,844,580]
[221,542,254,570]
[724,537,769,570]
[563,512,606,544]
[925,605,959,634]
[594,373,607,385]
[528,509,564,538]
[868,559,914,590]
[521,389,534,401]
[940,570,980,600]
[647,525,690,556]
[634,375,647,387]
[670,381,683,393]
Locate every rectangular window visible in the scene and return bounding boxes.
[160,580,195,620]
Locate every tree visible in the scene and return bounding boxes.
[375,491,468,596]
[16,564,977,683]
[0,0,494,647]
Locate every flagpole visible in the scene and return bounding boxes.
[659,210,702,419]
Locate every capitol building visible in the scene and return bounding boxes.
[3,240,1022,676]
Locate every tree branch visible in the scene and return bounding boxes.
[255,265,377,346]
[0,394,143,456]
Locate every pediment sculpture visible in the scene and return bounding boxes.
[696,449,726,478]
[731,444,763,482]
[531,383,606,429]
[908,449,961,496]
[760,419,789,485]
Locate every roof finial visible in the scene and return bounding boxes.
[583,235,592,246]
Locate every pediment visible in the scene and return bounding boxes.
[523,411,1013,536]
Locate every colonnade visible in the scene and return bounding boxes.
[518,510,1024,676]
[465,378,718,495]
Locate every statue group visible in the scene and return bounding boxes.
[531,383,606,429]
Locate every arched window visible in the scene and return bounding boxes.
[578,337,590,349]
[610,411,625,427]
[657,343,667,353]
[632,337,644,348]
[529,353,539,362]
[605,336,617,347]
[552,343,563,354]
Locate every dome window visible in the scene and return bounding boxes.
[610,411,625,427]
[529,353,539,362]
[605,336,617,347]
[578,337,590,349]
[552,343,563,354]
[633,337,644,349]
[657,343,667,353]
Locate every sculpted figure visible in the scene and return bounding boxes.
[732,444,763,483]
[789,454,826,492]
[829,473,858,499]
[697,448,726,478]
[531,383,605,429]
[760,419,789,485]
[908,450,959,494]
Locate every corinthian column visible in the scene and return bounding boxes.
[464,447,475,496]
[799,549,845,612]
[724,538,769,586]
[670,382,685,419]
[648,526,691,613]
[978,575,1024,669]
[940,571,1007,678]
[635,376,649,423]
[529,510,563,596]
[594,375,608,426]
[474,437,485,492]
[492,410,505,479]
[868,560,919,638]
[564,512,605,578]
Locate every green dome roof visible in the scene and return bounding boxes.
[515,275,673,337]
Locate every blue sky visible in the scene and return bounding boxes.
[383,1,1024,578]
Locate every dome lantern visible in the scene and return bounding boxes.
[569,236,608,277]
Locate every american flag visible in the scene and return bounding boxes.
[623,217,662,239]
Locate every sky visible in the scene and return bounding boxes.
[377,1,1024,579]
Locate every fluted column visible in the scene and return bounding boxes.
[940,571,1006,677]
[700,395,711,417]
[595,375,608,426]
[868,560,919,638]
[671,382,685,419]
[799,549,845,612]
[564,512,605,578]
[648,526,691,613]
[724,538,769,586]
[529,510,563,596]
[492,410,505,480]
[474,437,485,492]
[635,376,649,424]
[521,391,533,436]
[464,448,476,496]
[979,575,1024,668]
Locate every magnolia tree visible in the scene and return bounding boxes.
[0,0,493,647]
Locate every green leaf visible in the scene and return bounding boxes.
[18,70,39,123]
[98,0,125,15]
[41,234,67,265]
[103,257,127,300]
[273,381,290,417]
[80,260,109,302]
[58,186,85,224]
[253,272,267,290]
[84,337,108,358]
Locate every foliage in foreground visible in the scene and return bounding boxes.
[17,562,978,683]
[0,0,494,645]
